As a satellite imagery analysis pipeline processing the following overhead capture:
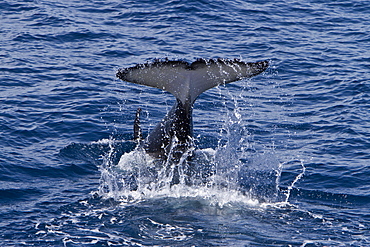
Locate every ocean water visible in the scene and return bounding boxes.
[1,0,369,246]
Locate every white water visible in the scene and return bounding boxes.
[97,135,295,208]
[98,84,304,209]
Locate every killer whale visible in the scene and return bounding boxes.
[116,58,269,162]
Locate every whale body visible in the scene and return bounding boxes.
[116,58,269,162]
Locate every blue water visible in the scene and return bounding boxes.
[1,0,369,246]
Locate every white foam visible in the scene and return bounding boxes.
[117,149,155,172]
[98,142,295,209]
[101,147,262,207]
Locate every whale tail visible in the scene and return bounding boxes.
[116,58,269,106]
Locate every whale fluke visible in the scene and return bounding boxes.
[117,58,269,160]
[116,58,269,106]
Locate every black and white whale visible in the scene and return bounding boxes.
[116,58,269,163]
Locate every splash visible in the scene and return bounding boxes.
[98,81,304,208]
[280,159,306,204]
[97,124,287,208]
[98,146,259,207]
